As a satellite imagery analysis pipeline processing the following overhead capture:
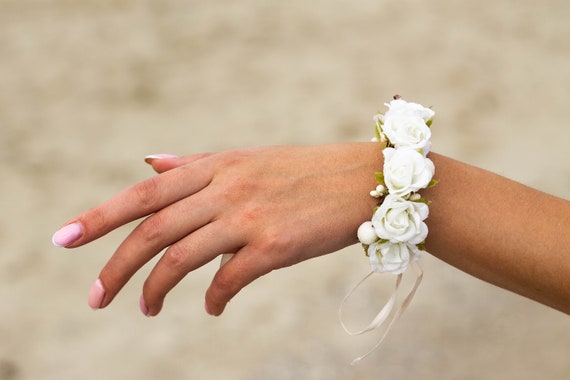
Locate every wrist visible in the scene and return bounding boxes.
[341,97,436,364]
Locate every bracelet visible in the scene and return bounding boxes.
[357,95,436,273]
[340,96,436,365]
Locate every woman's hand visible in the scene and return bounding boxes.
[52,143,381,316]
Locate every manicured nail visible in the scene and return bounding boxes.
[52,222,83,247]
[144,154,178,164]
[88,279,105,310]
[204,301,212,316]
[139,295,149,316]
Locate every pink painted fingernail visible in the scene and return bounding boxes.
[88,279,105,310]
[139,295,149,316]
[204,301,213,316]
[51,222,83,247]
[144,154,178,164]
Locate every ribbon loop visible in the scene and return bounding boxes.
[339,261,423,365]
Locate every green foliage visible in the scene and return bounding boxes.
[374,171,385,186]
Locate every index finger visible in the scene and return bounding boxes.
[52,160,214,248]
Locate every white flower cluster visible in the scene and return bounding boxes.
[357,97,436,274]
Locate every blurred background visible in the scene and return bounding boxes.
[0,0,569,379]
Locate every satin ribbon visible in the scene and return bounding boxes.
[338,260,423,365]
[221,253,423,364]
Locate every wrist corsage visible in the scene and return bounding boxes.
[358,95,437,273]
[340,96,437,364]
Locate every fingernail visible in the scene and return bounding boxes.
[52,222,83,247]
[139,295,149,316]
[144,154,178,164]
[204,301,212,316]
[88,279,105,310]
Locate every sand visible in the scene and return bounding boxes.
[0,1,569,379]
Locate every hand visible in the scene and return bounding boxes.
[52,143,380,316]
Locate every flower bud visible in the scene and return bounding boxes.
[357,221,378,245]
[410,193,421,201]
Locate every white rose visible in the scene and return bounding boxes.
[383,148,435,197]
[372,194,429,244]
[381,113,432,153]
[385,98,435,123]
[368,241,417,274]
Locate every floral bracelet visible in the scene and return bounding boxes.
[357,95,437,273]
[340,96,437,365]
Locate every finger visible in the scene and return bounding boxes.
[204,245,274,316]
[95,189,218,308]
[141,221,245,316]
[53,159,214,248]
[145,153,215,174]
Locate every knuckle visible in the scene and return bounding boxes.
[211,151,261,200]
[234,203,263,226]
[256,221,287,248]
[214,150,248,170]
[256,229,294,267]
[83,206,108,233]
[135,213,166,245]
[132,176,161,210]
[162,244,189,270]
[218,178,257,205]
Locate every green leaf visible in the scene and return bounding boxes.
[375,171,385,186]
[428,178,439,188]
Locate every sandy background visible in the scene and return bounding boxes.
[1,0,569,379]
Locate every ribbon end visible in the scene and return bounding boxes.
[341,261,424,365]
[350,357,363,367]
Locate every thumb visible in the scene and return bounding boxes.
[144,152,214,173]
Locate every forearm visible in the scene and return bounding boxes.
[420,153,570,314]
